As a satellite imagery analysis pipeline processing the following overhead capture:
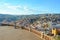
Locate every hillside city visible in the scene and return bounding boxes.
[0,14,60,40]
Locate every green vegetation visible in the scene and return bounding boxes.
[54,35,60,40]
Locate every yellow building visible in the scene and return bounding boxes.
[52,28,57,36]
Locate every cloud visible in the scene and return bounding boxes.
[0,3,22,15]
[4,3,21,10]
[0,3,48,15]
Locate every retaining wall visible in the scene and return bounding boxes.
[24,27,54,40]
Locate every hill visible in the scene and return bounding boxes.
[0,14,60,23]
[0,14,20,22]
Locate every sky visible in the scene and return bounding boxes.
[0,0,60,15]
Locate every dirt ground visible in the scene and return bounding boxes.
[0,26,41,40]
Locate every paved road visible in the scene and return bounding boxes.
[0,26,41,40]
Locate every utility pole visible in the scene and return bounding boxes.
[14,21,17,29]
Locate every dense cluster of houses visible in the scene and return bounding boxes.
[18,16,60,36]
